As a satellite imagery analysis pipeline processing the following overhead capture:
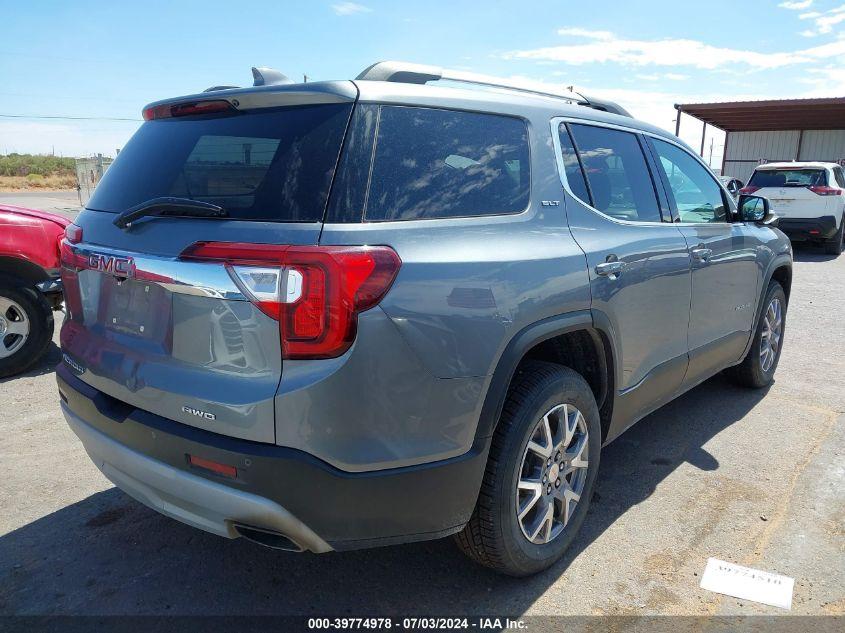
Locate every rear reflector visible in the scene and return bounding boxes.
[143,100,234,121]
[180,242,401,359]
[188,454,237,478]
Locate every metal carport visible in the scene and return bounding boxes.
[674,97,845,182]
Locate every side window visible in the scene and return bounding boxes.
[364,106,530,221]
[568,124,662,222]
[651,138,726,223]
[557,124,591,204]
[834,167,845,188]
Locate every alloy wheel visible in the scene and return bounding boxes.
[760,297,783,373]
[0,295,30,359]
[516,403,589,545]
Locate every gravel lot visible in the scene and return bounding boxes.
[0,193,842,617]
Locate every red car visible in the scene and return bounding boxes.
[0,204,69,377]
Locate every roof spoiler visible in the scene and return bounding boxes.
[356,61,632,118]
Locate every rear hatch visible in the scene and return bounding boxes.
[60,83,356,443]
[744,167,837,219]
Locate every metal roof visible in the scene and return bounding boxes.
[676,97,845,132]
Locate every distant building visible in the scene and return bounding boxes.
[75,154,113,205]
[675,97,845,183]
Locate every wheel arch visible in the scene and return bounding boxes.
[739,255,792,361]
[0,256,50,287]
[476,310,617,444]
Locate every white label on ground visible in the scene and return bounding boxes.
[700,557,794,610]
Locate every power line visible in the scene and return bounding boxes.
[0,113,140,122]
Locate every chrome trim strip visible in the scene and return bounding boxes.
[67,244,248,301]
[549,116,736,228]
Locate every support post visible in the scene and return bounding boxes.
[700,121,707,157]
[796,129,804,161]
[675,106,681,137]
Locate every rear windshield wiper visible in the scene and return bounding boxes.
[113,197,227,229]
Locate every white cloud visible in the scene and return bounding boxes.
[779,0,813,9]
[331,2,371,16]
[635,72,688,81]
[799,65,845,96]
[556,27,614,40]
[794,3,845,35]
[504,30,845,70]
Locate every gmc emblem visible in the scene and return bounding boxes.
[88,253,133,277]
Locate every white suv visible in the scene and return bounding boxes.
[742,161,845,255]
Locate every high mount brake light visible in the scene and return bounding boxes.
[809,185,843,196]
[180,242,402,359]
[143,100,235,121]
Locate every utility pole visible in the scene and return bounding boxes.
[303,74,308,83]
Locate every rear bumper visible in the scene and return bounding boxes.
[777,215,838,240]
[57,364,487,551]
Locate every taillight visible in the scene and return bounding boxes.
[143,100,234,121]
[809,185,842,196]
[180,242,402,359]
[738,186,760,194]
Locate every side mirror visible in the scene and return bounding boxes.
[738,194,777,226]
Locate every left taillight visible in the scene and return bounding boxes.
[59,224,85,318]
[180,242,402,359]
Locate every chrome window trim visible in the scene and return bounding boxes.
[550,116,735,228]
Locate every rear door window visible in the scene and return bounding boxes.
[557,124,591,204]
[364,106,530,221]
[568,124,662,222]
[87,103,353,222]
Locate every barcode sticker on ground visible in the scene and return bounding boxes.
[700,557,794,610]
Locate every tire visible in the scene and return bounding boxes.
[454,361,601,576]
[824,216,844,255]
[727,281,786,389]
[0,280,54,378]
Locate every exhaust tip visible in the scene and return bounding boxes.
[232,524,304,552]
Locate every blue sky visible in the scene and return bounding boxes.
[2,0,845,166]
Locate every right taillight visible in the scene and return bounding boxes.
[180,242,401,359]
[738,186,760,194]
[809,185,843,196]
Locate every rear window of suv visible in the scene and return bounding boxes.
[748,168,827,188]
[86,103,353,222]
[363,106,530,221]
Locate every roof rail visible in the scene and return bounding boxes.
[356,61,632,118]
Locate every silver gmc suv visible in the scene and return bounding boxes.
[57,62,793,576]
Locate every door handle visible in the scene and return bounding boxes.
[595,261,624,278]
[691,247,713,262]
